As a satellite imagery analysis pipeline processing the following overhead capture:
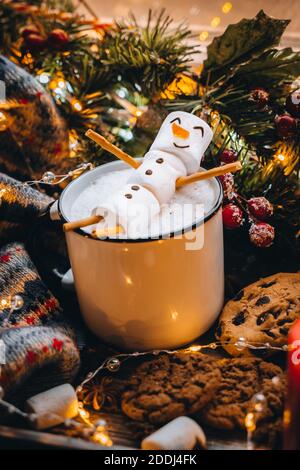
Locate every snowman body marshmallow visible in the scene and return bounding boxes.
[93,183,160,238]
[128,153,186,205]
[149,111,213,175]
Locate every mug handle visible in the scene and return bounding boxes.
[49,201,76,291]
[49,200,61,221]
[61,268,75,291]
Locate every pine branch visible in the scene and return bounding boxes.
[98,9,196,97]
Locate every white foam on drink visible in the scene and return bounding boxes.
[70,168,219,239]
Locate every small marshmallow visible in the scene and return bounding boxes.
[141,416,207,450]
[150,111,213,175]
[26,383,78,430]
[93,184,160,238]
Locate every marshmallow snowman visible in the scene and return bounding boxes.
[93,183,160,238]
[91,111,214,238]
[128,156,185,205]
[149,111,213,175]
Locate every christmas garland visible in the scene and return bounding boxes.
[0,2,299,259]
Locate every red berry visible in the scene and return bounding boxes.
[13,3,29,12]
[219,173,235,201]
[24,33,47,50]
[222,203,243,229]
[249,222,275,248]
[21,25,40,38]
[275,114,297,138]
[220,149,238,164]
[286,89,300,118]
[248,197,273,220]
[48,29,69,49]
[250,88,269,108]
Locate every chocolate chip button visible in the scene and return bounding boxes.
[125,193,132,199]
[156,158,164,164]
[131,185,140,191]
[145,169,153,175]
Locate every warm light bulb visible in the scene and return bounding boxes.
[222,2,233,14]
[211,17,221,28]
[245,412,256,432]
[189,345,202,352]
[90,44,99,53]
[93,432,113,446]
[277,154,285,162]
[199,31,209,41]
[69,130,79,157]
[124,275,133,286]
[0,298,9,308]
[0,112,7,132]
[78,402,90,422]
[71,99,83,112]
[58,80,66,89]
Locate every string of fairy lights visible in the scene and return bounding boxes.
[197,2,233,42]
[0,337,290,448]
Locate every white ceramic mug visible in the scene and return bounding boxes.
[53,161,224,351]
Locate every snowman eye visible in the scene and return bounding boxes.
[193,126,204,137]
[170,117,181,125]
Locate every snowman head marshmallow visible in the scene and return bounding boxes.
[149,111,213,175]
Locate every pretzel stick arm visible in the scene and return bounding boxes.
[63,215,102,232]
[85,129,140,169]
[176,161,242,188]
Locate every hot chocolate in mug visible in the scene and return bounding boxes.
[51,160,224,351]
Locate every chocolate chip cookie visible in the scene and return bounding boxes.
[121,353,221,425]
[200,358,286,440]
[216,272,300,356]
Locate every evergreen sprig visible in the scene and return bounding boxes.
[98,9,195,96]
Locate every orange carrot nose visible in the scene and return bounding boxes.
[172,122,190,139]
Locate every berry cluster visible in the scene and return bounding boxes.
[250,86,299,139]
[218,149,275,248]
[275,88,300,138]
[21,25,69,51]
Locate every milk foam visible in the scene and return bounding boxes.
[70,168,219,239]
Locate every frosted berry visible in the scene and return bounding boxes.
[249,222,275,248]
[286,89,300,118]
[275,114,298,138]
[219,173,235,201]
[222,203,243,229]
[220,149,238,164]
[24,33,47,50]
[250,88,269,108]
[21,25,40,38]
[48,29,69,49]
[248,197,273,220]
